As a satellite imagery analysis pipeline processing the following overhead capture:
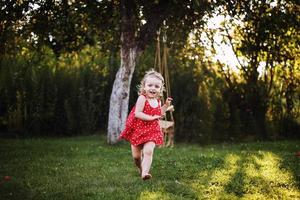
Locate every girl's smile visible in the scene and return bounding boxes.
[144,77,162,98]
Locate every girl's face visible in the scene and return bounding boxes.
[144,76,162,99]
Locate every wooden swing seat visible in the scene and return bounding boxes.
[160,120,175,147]
[159,120,174,129]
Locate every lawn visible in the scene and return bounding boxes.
[0,135,299,200]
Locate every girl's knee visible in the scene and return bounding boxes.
[143,148,153,157]
[143,142,155,156]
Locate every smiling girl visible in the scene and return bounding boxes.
[119,69,173,180]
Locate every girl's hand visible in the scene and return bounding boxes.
[165,97,173,107]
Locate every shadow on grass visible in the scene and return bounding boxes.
[172,142,300,199]
[103,141,300,199]
[238,141,300,190]
[58,139,300,199]
[0,137,299,199]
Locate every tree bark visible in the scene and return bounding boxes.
[107,32,140,144]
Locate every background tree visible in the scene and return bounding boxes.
[204,0,300,139]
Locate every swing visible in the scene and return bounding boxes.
[154,30,175,147]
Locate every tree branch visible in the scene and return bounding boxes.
[223,25,246,72]
[120,0,138,49]
[136,0,171,52]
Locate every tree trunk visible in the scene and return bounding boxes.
[107,41,140,144]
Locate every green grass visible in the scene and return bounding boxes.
[0,135,299,200]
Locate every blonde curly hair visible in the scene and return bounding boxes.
[138,69,165,97]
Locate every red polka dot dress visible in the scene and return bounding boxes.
[119,98,164,146]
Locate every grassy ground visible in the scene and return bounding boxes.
[0,135,299,200]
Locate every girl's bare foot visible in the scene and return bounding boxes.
[142,173,152,180]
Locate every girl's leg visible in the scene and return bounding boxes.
[141,141,155,179]
[131,144,142,174]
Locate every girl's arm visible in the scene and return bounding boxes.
[135,95,161,121]
[161,97,174,116]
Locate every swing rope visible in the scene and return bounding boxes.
[154,30,174,124]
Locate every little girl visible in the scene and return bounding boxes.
[119,69,173,180]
